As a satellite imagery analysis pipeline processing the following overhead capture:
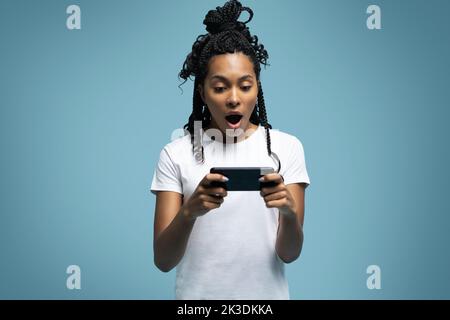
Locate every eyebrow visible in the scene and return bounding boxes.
[209,74,254,82]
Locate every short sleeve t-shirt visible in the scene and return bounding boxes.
[150,125,310,299]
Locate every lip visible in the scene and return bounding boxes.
[224,112,244,129]
[225,111,243,116]
[225,117,242,129]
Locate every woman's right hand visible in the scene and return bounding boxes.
[182,173,229,220]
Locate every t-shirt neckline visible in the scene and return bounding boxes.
[203,125,262,146]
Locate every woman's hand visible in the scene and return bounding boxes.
[182,173,229,221]
[259,173,296,218]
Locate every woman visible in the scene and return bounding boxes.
[150,0,310,299]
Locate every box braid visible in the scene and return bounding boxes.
[178,0,280,171]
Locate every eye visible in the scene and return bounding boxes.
[213,87,226,93]
[241,86,252,92]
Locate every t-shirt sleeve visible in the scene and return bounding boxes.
[282,136,310,188]
[150,146,183,195]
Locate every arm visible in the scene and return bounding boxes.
[153,174,228,272]
[153,191,194,273]
[260,174,307,263]
[275,183,306,263]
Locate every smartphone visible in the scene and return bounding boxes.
[209,167,277,191]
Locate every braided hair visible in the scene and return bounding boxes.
[179,0,278,169]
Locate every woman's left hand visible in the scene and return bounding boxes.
[259,173,296,218]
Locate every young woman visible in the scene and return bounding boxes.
[150,0,310,299]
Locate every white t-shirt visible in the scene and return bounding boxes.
[150,125,310,299]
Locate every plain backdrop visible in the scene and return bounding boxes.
[0,0,449,299]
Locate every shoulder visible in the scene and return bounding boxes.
[156,131,193,164]
[162,131,192,153]
[268,128,305,150]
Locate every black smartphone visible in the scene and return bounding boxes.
[209,167,277,191]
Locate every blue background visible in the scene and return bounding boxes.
[0,0,449,299]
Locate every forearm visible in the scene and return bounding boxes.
[154,206,196,272]
[275,210,303,263]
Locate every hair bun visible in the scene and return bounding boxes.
[203,0,253,35]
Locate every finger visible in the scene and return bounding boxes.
[201,173,228,187]
[200,194,225,205]
[199,200,221,213]
[207,192,226,200]
[265,198,287,208]
[259,173,284,183]
[206,187,228,197]
[263,191,286,202]
[260,184,284,196]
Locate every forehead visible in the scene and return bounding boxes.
[206,52,255,79]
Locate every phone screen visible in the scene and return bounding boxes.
[209,167,276,191]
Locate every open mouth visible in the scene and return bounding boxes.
[225,114,243,125]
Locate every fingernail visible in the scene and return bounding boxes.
[259,177,264,182]
[222,176,229,182]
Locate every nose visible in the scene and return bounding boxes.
[226,87,240,107]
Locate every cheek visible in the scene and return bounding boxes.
[205,93,224,107]
[246,96,258,111]
[248,89,258,105]
[207,98,223,111]
[205,101,225,120]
